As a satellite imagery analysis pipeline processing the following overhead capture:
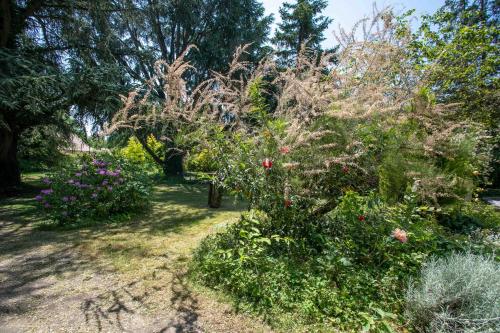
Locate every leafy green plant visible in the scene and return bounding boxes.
[119,135,163,172]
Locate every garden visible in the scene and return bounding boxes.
[1,1,499,332]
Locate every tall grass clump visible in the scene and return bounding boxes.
[405,252,500,333]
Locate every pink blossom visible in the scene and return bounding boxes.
[392,228,408,243]
[279,146,291,154]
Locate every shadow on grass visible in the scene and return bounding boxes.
[0,175,244,328]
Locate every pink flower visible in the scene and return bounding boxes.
[279,146,290,154]
[392,228,408,243]
[342,165,349,174]
[262,158,273,169]
[358,215,365,222]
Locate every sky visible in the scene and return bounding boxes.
[261,0,446,47]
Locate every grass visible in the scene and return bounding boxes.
[0,173,273,332]
[0,172,246,274]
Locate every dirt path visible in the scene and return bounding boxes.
[0,181,271,333]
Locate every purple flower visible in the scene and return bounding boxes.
[91,192,98,199]
[42,177,51,185]
[41,189,53,195]
[75,172,82,177]
[62,196,69,202]
[107,186,113,191]
[35,195,43,201]
[98,169,106,175]
[102,179,109,186]
[67,179,75,184]
[93,160,108,168]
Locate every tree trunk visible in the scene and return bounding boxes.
[208,182,222,208]
[0,128,21,192]
[163,148,184,177]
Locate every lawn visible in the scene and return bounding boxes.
[0,173,270,332]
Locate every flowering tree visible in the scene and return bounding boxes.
[106,8,490,218]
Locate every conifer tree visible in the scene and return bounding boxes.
[272,0,332,65]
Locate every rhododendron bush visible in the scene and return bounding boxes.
[35,155,151,224]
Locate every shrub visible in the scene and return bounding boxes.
[119,134,163,172]
[192,192,457,331]
[34,154,151,225]
[405,252,500,333]
[437,201,500,234]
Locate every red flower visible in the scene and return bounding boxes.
[279,146,290,154]
[284,199,292,208]
[358,215,365,221]
[342,165,349,173]
[262,158,273,169]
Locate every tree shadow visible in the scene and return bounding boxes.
[0,244,91,315]
[80,281,142,332]
[157,269,201,333]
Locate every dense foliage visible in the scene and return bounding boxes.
[34,155,151,225]
[185,7,499,332]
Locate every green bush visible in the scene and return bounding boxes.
[192,192,458,331]
[119,135,163,172]
[34,154,151,225]
[406,252,500,333]
[437,201,500,234]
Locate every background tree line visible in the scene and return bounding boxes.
[1,0,498,192]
